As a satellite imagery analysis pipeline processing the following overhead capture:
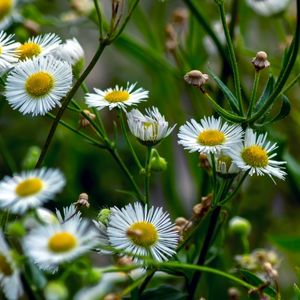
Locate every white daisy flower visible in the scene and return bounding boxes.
[230,128,286,180]
[246,0,290,17]
[0,31,20,73]
[17,33,61,61]
[126,107,176,145]
[23,215,99,272]
[85,82,149,111]
[5,55,72,116]
[107,202,178,262]
[212,151,240,177]
[178,116,243,154]
[0,168,65,214]
[0,0,17,30]
[0,231,23,300]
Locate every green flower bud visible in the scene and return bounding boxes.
[44,281,68,300]
[229,216,251,236]
[97,208,111,225]
[72,58,85,79]
[150,156,167,172]
[87,268,103,285]
[22,146,41,170]
[7,221,26,238]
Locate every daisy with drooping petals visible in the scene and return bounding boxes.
[17,33,61,61]
[107,202,178,262]
[85,82,149,111]
[23,215,99,272]
[5,55,72,116]
[0,231,23,300]
[0,31,19,72]
[230,128,286,180]
[246,0,290,17]
[127,107,176,145]
[0,0,17,30]
[178,116,243,154]
[0,168,65,214]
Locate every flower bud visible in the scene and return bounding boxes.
[184,70,209,88]
[22,146,41,170]
[97,208,111,225]
[228,287,240,300]
[44,281,68,300]
[79,110,96,129]
[150,155,168,172]
[76,192,90,209]
[229,216,251,236]
[172,8,189,25]
[7,221,26,238]
[252,51,270,71]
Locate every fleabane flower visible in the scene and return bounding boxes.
[85,82,149,111]
[178,116,243,154]
[127,107,176,145]
[230,128,286,180]
[0,231,23,300]
[0,31,20,73]
[5,55,72,116]
[0,168,65,214]
[23,213,99,272]
[0,0,17,30]
[107,202,178,262]
[246,0,291,17]
[17,33,61,61]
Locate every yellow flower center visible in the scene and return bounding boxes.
[0,0,12,21]
[25,71,54,97]
[15,178,43,197]
[241,145,269,168]
[48,232,77,253]
[127,221,158,248]
[0,253,13,276]
[104,91,130,103]
[17,42,42,60]
[197,129,225,146]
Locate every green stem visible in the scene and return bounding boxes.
[93,0,103,39]
[145,146,152,205]
[247,71,261,118]
[281,72,300,94]
[241,236,250,254]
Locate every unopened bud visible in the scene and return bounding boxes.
[165,24,178,52]
[252,51,270,71]
[263,262,278,279]
[7,221,26,238]
[150,156,167,172]
[229,216,251,236]
[79,110,96,129]
[44,281,68,300]
[117,256,133,266]
[184,70,209,88]
[76,193,90,209]
[228,287,240,300]
[193,203,204,216]
[22,146,41,170]
[175,217,188,226]
[97,208,111,225]
[172,8,189,25]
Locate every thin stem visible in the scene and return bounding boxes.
[138,270,156,296]
[247,71,261,118]
[281,72,300,94]
[144,146,152,205]
[210,153,217,192]
[93,0,104,39]
[241,236,250,254]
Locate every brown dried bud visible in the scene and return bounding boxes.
[252,51,270,71]
[172,8,189,25]
[184,70,209,88]
[76,193,90,208]
[193,203,204,217]
[165,24,178,52]
[201,194,212,208]
[175,217,188,227]
[103,294,121,300]
[228,287,240,300]
[117,256,133,266]
[79,110,96,129]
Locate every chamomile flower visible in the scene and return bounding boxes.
[17,33,61,61]
[0,168,65,214]
[127,107,176,145]
[5,55,72,116]
[23,215,99,272]
[85,82,149,111]
[230,128,286,180]
[107,202,178,262]
[246,0,291,17]
[0,0,17,30]
[0,31,19,73]
[178,116,243,154]
[0,231,23,300]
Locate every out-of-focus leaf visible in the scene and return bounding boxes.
[269,235,300,252]
[294,283,300,300]
[268,95,291,123]
[141,285,188,300]
[238,269,276,298]
[283,152,300,198]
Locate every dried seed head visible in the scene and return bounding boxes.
[252,51,270,71]
[76,192,90,208]
[78,109,96,129]
[172,8,189,25]
[184,70,209,88]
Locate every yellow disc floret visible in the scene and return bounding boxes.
[0,253,13,276]
[197,129,225,146]
[48,232,77,253]
[18,42,42,60]
[104,91,130,103]
[241,145,269,168]
[0,0,12,21]
[127,221,158,248]
[25,71,54,97]
[16,178,43,197]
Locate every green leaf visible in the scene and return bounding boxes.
[208,69,240,114]
[269,235,300,252]
[141,285,189,300]
[238,269,276,298]
[294,283,300,300]
[254,74,274,113]
[269,95,291,123]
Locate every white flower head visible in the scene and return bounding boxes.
[0,168,65,214]
[85,82,149,111]
[213,151,240,177]
[127,107,176,145]
[230,128,286,181]
[107,202,179,262]
[0,0,17,30]
[246,0,291,17]
[17,33,61,61]
[5,55,72,116]
[178,116,243,154]
[23,216,99,272]
[0,231,23,300]
[0,31,20,73]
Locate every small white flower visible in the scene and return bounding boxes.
[0,231,23,300]
[230,128,286,180]
[0,31,20,73]
[107,202,178,262]
[23,215,99,272]
[178,116,243,154]
[127,107,176,145]
[0,0,17,30]
[213,151,240,176]
[17,33,61,61]
[5,55,72,116]
[85,82,149,111]
[0,168,65,214]
[246,0,291,17]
